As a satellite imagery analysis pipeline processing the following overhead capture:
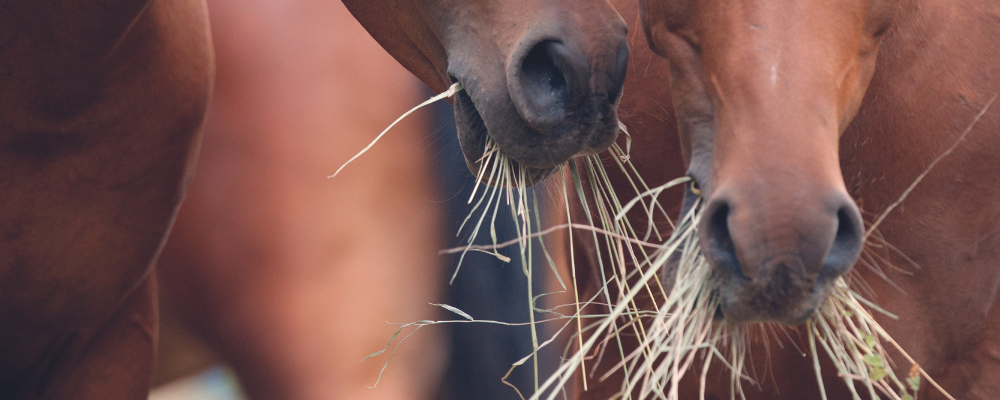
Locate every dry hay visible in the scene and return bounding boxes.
[338,84,980,400]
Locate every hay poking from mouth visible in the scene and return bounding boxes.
[328,83,463,179]
[345,85,957,400]
[524,150,950,400]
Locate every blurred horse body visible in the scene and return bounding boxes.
[155,1,446,399]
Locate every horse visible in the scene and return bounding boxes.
[572,0,1000,399]
[0,1,212,398]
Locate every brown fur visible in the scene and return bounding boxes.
[344,0,630,182]
[0,0,213,398]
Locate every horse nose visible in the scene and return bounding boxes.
[508,38,629,133]
[821,193,865,280]
[608,39,629,102]
[702,190,864,284]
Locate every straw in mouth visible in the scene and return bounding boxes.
[344,85,960,400]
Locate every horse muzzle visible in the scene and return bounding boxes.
[504,35,629,166]
[701,186,865,325]
[451,22,629,184]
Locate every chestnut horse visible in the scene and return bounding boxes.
[574,0,1000,399]
[155,0,633,398]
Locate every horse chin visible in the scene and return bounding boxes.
[715,278,833,326]
[453,83,565,187]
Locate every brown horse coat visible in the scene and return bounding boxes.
[0,1,212,398]
[343,0,630,182]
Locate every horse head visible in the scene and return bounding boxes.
[344,0,629,183]
[639,0,901,325]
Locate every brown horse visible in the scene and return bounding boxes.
[0,1,212,398]
[570,0,999,399]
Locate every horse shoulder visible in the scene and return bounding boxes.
[0,0,212,397]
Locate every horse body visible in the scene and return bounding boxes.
[155,1,448,398]
[0,0,212,398]
[839,1,1000,395]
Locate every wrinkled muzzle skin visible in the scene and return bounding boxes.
[639,0,900,325]
[344,0,630,184]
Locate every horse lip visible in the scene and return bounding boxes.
[452,79,560,185]
[715,281,826,326]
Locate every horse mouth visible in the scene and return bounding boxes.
[674,191,829,327]
[714,273,830,326]
[453,83,561,186]
[702,284,823,326]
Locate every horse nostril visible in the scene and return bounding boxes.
[608,39,629,103]
[520,40,576,113]
[501,33,625,168]
[820,202,865,281]
[704,201,745,280]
